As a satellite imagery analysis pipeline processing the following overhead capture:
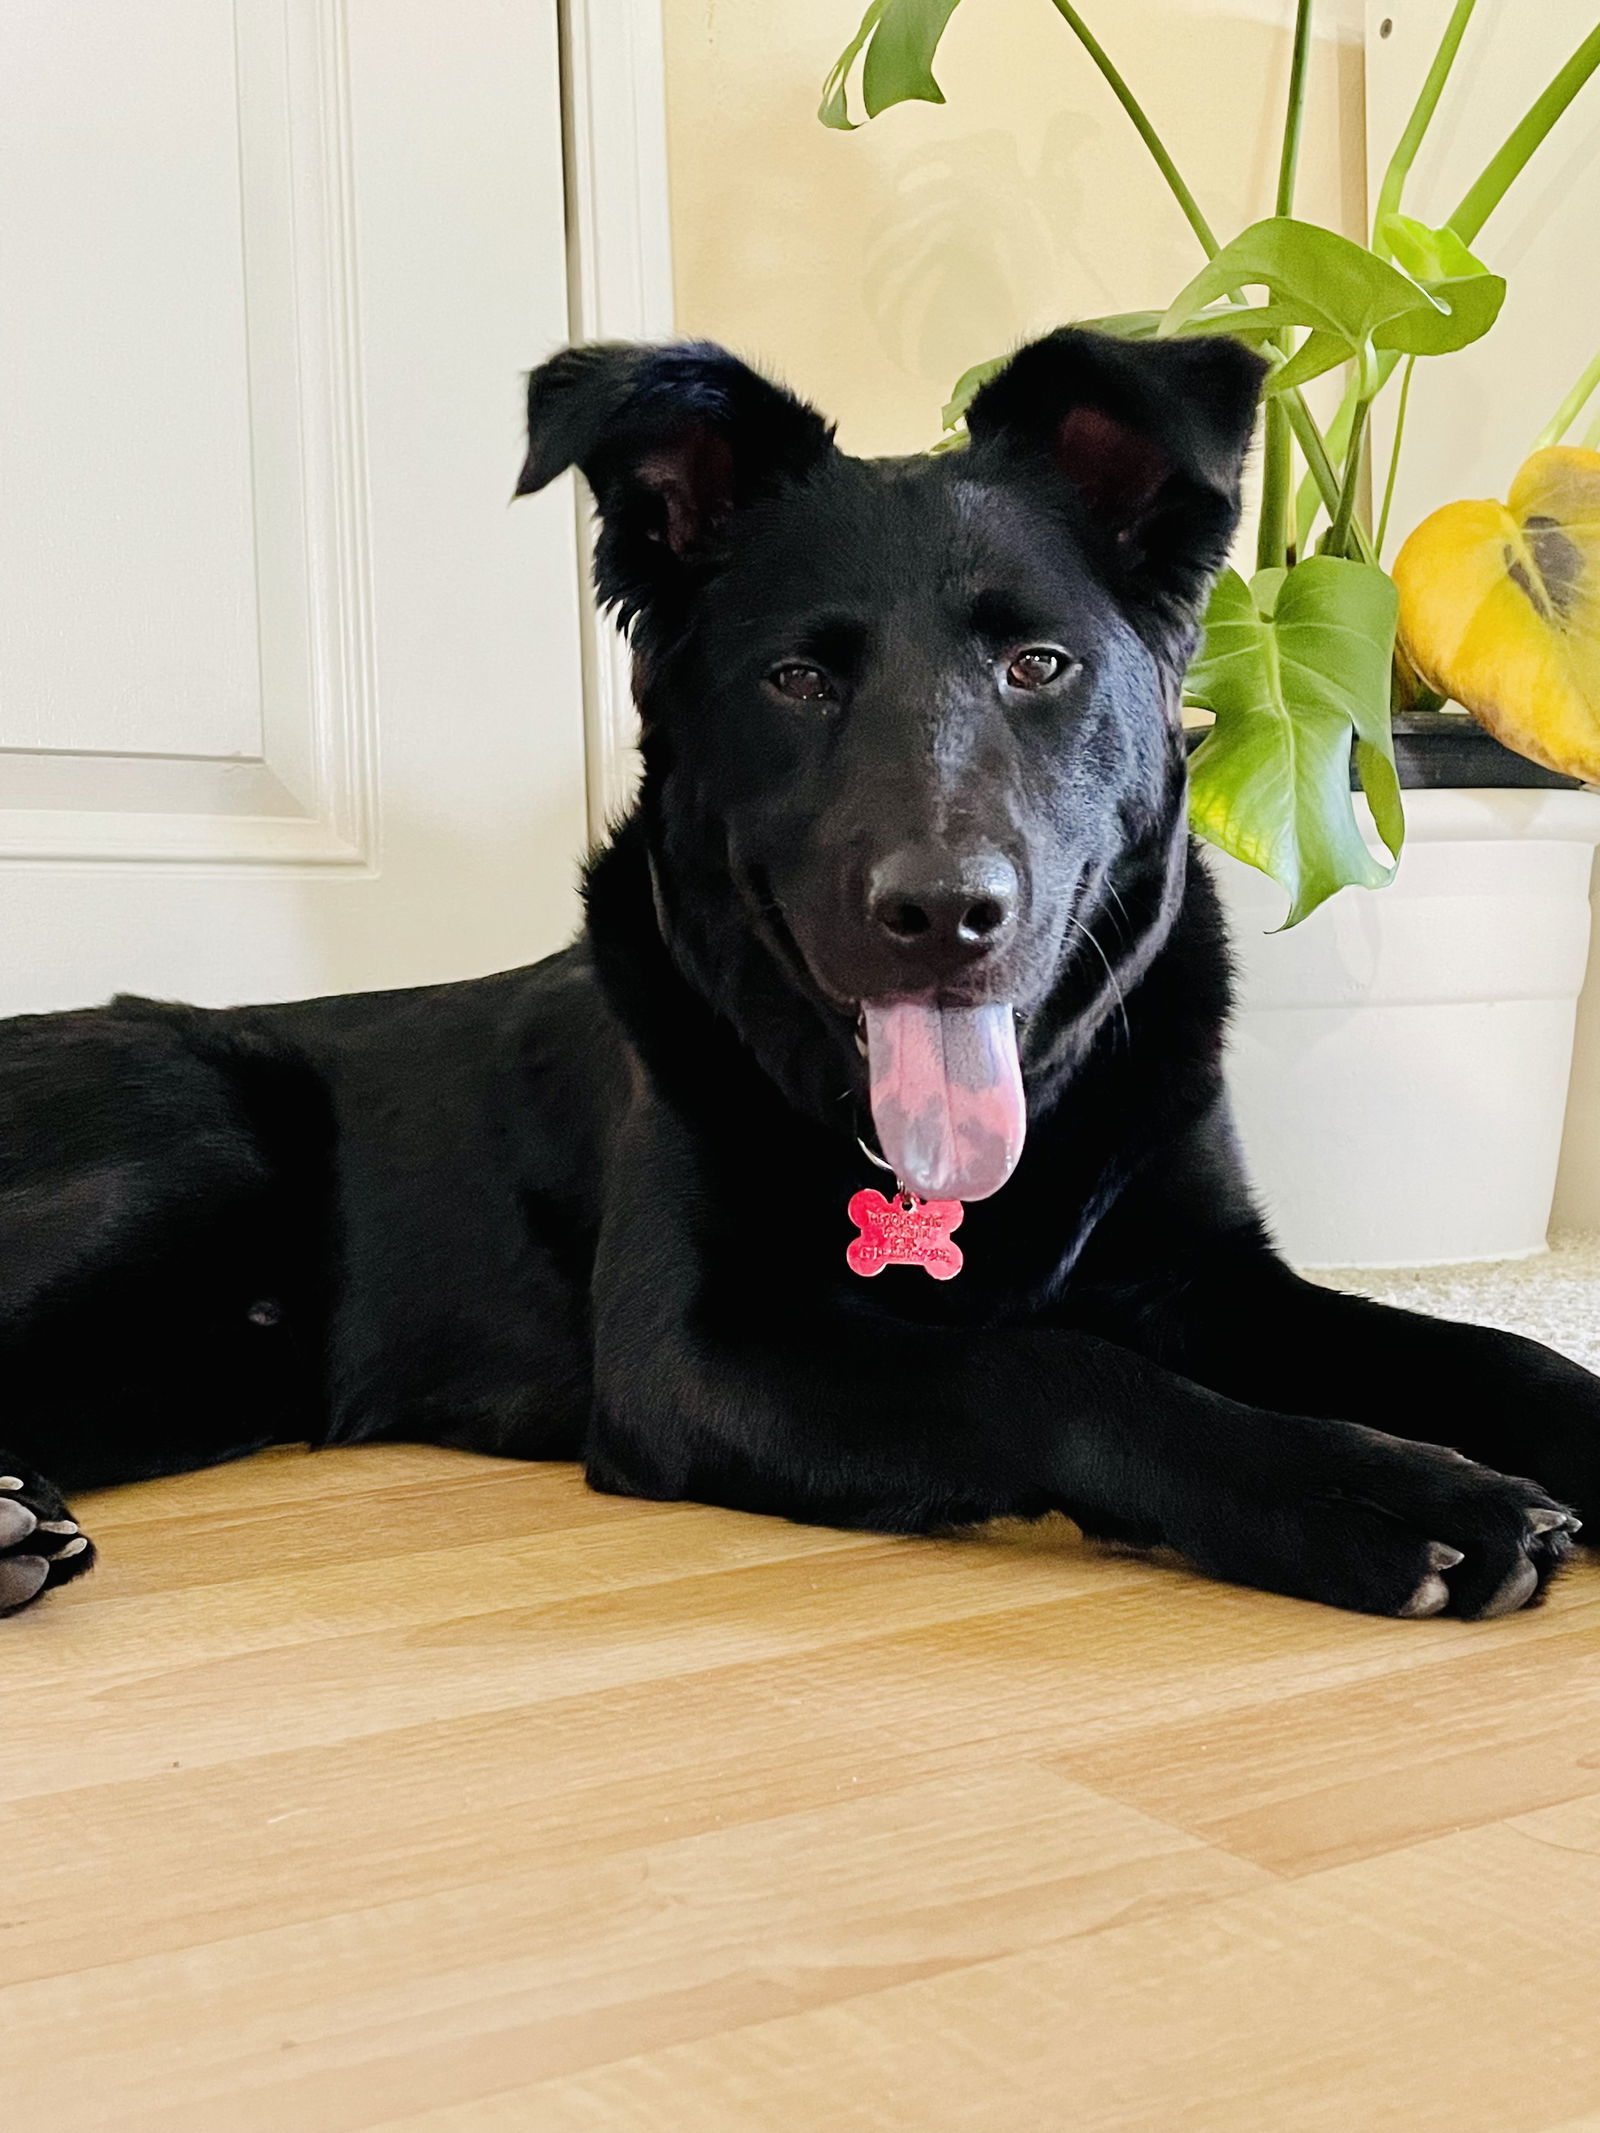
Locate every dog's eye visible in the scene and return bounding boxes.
[768,663,835,704]
[1005,647,1072,691]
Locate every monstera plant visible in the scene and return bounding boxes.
[821,0,1600,924]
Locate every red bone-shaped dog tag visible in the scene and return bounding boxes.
[846,1189,964,1280]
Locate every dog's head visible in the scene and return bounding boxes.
[519,330,1263,1198]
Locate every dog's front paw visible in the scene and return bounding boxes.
[1387,1498,1579,1620]
[1182,1427,1580,1621]
[0,1466,94,1616]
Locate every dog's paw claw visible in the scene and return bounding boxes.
[1425,1541,1465,1571]
[1527,1506,1580,1538]
[0,1476,24,1492]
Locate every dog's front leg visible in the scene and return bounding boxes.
[587,1280,1576,1621]
[1139,1236,1600,1536]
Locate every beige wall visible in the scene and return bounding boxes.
[661,0,1367,456]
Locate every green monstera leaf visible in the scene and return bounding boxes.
[819,0,963,127]
[1292,221,1503,546]
[1161,216,1490,396]
[1185,557,1404,926]
[1372,213,1507,356]
[1164,220,1438,364]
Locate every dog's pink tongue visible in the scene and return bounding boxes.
[863,1002,1025,1202]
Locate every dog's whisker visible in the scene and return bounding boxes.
[1067,914,1131,1052]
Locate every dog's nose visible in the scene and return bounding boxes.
[867,848,1019,956]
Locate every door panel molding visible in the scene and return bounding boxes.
[0,0,671,869]
[0,0,376,868]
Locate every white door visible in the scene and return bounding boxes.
[0,0,589,1015]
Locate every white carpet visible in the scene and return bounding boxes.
[1311,1231,1600,1373]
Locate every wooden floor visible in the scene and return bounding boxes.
[8,1445,1600,2131]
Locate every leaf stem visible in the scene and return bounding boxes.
[1044,0,1220,254]
[1449,24,1600,242]
[1283,391,1369,556]
[1370,0,1478,250]
[1275,0,1315,218]
[1327,394,1371,560]
[1257,401,1293,571]
[1535,344,1600,451]
[1284,382,1359,549]
[1257,0,1314,572]
[1374,354,1416,555]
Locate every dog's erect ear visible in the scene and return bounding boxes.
[516,341,836,623]
[964,328,1268,623]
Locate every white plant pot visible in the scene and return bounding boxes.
[1207,788,1600,1269]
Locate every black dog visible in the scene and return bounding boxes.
[1,327,1592,1622]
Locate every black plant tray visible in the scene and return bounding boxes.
[1385,709,1582,791]
[1185,708,1582,791]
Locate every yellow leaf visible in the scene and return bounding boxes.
[1392,445,1600,783]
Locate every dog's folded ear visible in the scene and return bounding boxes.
[517,342,836,623]
[964,328,1268,623]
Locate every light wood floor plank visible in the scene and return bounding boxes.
[8,1764,1268,2130]
[1055,1607,1600,1874]
[376,1819,1600,2133]
[6,1445,1597,2131]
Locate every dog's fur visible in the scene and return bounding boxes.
[1,328,1594,1621]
